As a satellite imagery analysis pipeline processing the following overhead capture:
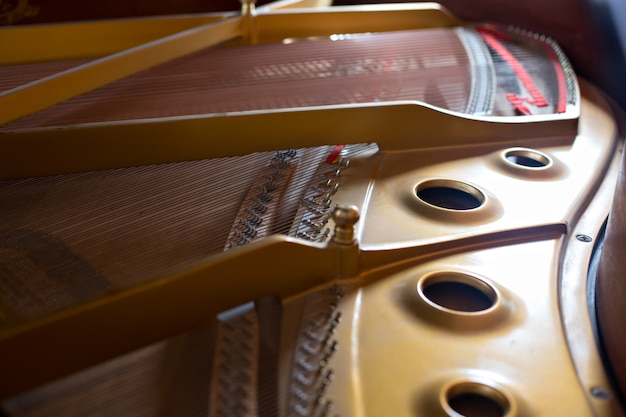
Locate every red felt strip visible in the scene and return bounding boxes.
[326,145,345,164]
[478,28,550,114]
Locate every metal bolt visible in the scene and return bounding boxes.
[331,204,360,245]
[576,234,593,243]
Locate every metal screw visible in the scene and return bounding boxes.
[576,234,593,243]
[591,387,611,400]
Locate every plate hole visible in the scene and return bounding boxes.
[423,281,493,312]
[448,392,506,417]
[420,273,498,313]
[415,180,484,210]
[504,148,551,168]
[445,382,510,417]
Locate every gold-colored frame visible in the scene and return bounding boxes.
[0,3,623,417]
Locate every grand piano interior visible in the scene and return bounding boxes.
[1,1,625,416]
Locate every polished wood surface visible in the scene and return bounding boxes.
[597,148,626,401]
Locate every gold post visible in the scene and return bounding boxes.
[330,204,361,279]
[240,0,258,44]
[331,204,360,246]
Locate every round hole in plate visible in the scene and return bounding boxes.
[423,281,493,312]
[503,148,551,169]
[444,382,510,417]
[415,180,485,210]
[420,272,498,313]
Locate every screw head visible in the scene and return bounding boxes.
[591,387,611,400]
[576,234,593,243]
